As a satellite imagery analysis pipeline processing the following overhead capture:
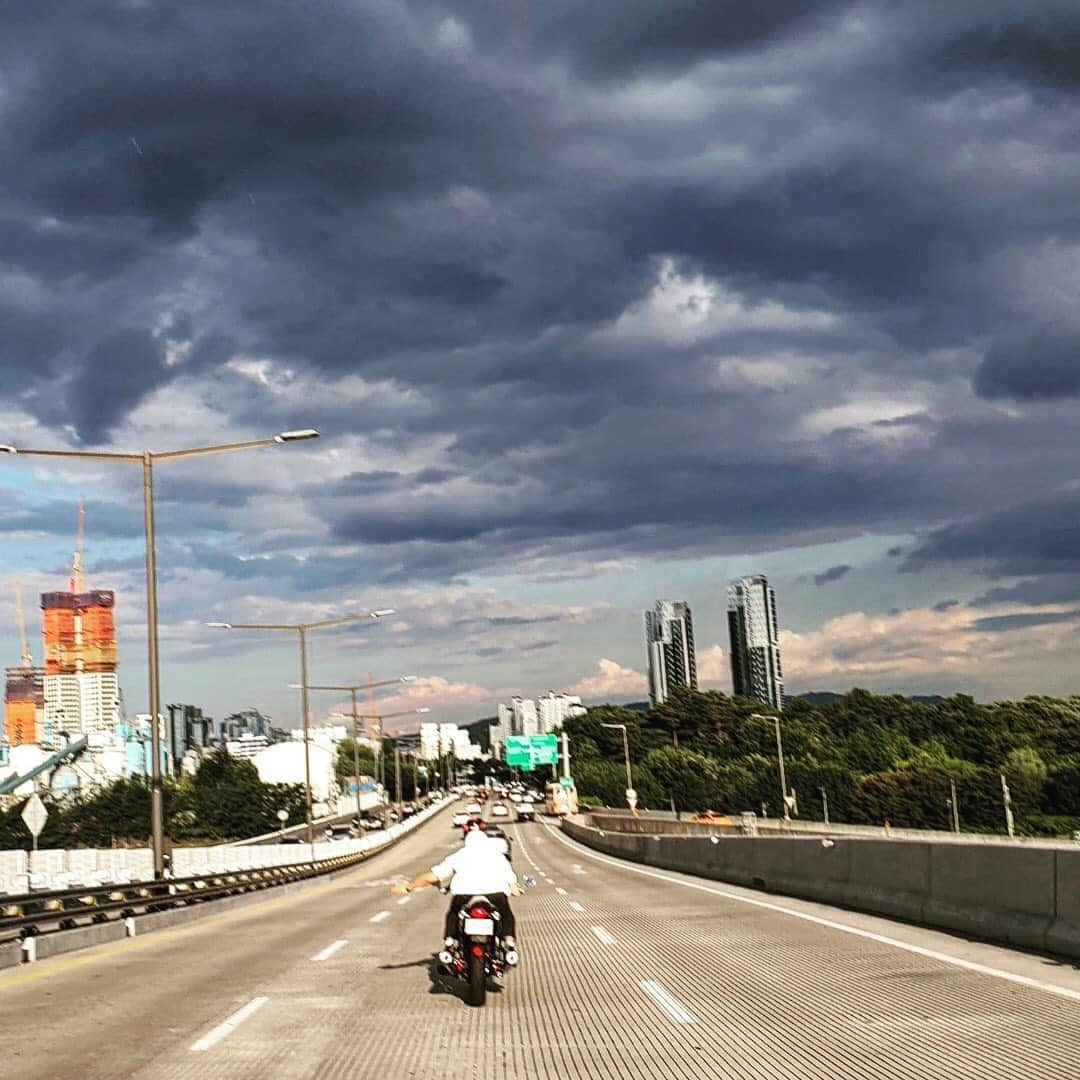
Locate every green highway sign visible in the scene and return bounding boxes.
[504,734,559,770]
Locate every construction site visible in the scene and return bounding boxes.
[1,502,128,802]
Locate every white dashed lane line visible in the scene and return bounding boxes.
[591,925,617,946]
[370,911,391,923]
[396,895,412,905]
[190,997,270,1052]
[640,980,696,1025]
[555,887,567,896]
[569,901,585,913]
[311,940,347,962]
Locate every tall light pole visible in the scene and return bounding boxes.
[1,428,319,877]
[752,712,791,821]
[208,607,394,843]
[601,722,635,814]
[298,678,418,815]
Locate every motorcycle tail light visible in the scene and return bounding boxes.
[472,945,485,957]
[470,906,489,918]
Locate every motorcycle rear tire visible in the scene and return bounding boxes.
[467,950,487,1007]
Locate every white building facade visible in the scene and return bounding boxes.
[536,692,585,733]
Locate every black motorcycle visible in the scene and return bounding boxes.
[437,876,532,1006]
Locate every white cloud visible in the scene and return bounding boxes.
[593,257,838,350]
[568,658,647,701]
[695,644,729,689]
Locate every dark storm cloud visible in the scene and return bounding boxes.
[813,564,851,586]
[906,491,1080,610]
[440,0,846,81]
[974,329,1080,401]
[972,610,1080,633]
[4,0,1080,591]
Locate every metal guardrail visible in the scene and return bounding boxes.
[0,836,391,944]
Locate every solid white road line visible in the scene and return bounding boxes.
[640,980,695,1024]
[569,901,585,913]
[592,925,617,946]
[555,887,567,895]
[370,910,391,923]
[190,997,270,1052]
[396,895,412,905]
[511,825,542,872]
[543,822,1080,1006]
[311,939,348,962]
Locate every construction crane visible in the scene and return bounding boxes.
[15,581,31,668]
[69,496,85,594]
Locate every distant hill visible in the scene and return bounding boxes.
[795,691,947,706]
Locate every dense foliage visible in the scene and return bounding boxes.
[0,749,307,849]
[562,687,1080,836]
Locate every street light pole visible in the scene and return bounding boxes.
[775,716,790,822]
[298,678,420,817]
[209,606,394,844]
[142,451,165,872]
[2,428,319,878]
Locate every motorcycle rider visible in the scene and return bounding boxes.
[390,827,520,962]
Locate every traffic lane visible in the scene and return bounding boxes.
[0,809,456,1080]
[163,822,730,1080]
[134,825,525,1078]
[522,819,1080,1080]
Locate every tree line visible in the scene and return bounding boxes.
[563,687,1080,836]
[0,750,307,849]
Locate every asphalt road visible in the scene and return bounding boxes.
[0,801,1077,1079]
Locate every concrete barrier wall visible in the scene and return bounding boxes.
[564,816,1080,961]
[0,799,448,897]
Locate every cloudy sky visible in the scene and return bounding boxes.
[3,1,1080,728]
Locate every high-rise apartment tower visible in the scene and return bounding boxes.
[727,575,783,710]
[644,600,697,706]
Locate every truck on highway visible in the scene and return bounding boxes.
[545,781,578,816]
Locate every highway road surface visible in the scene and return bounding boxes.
[0,802,1077,1079]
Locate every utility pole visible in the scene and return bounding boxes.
[821,787,829,826]
[561,729,571,782]
[1001,773,1015,838]
[948,779,960,833]
[394,745,403,819]
[350,688,362,817]
[774,716,790,821]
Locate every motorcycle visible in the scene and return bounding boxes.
[437,876,533,1006]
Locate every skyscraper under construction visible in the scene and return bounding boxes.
[38,502,119,743]
[4,583,44,747]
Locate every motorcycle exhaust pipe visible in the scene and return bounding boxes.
[504,949,518,966]
[438,949,453,965]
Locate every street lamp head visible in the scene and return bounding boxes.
[206,621,233,629]
[0,444,17,454]
[600,723,624,730]
[371,608,395,618]
[273,428,320,443]
[415,707,431,714]
[274,429,320,443]
[400,675,417,682]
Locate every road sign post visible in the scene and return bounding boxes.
[626,787,638,812]
[22,793,47,889]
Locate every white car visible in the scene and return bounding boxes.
[491,803,509,817]
[452,811,471,828]
[465,802,482,816]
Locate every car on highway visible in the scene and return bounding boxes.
[515,801,535,822]
[465,802,482,816]
[452,810,471,828]
[325,823,355,840]
[491,802,509,817]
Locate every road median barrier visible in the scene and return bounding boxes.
[562,813,1080,961]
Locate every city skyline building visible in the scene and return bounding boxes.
[727,574,784,711]
[536,691,586,733]
[644,600,698,706]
